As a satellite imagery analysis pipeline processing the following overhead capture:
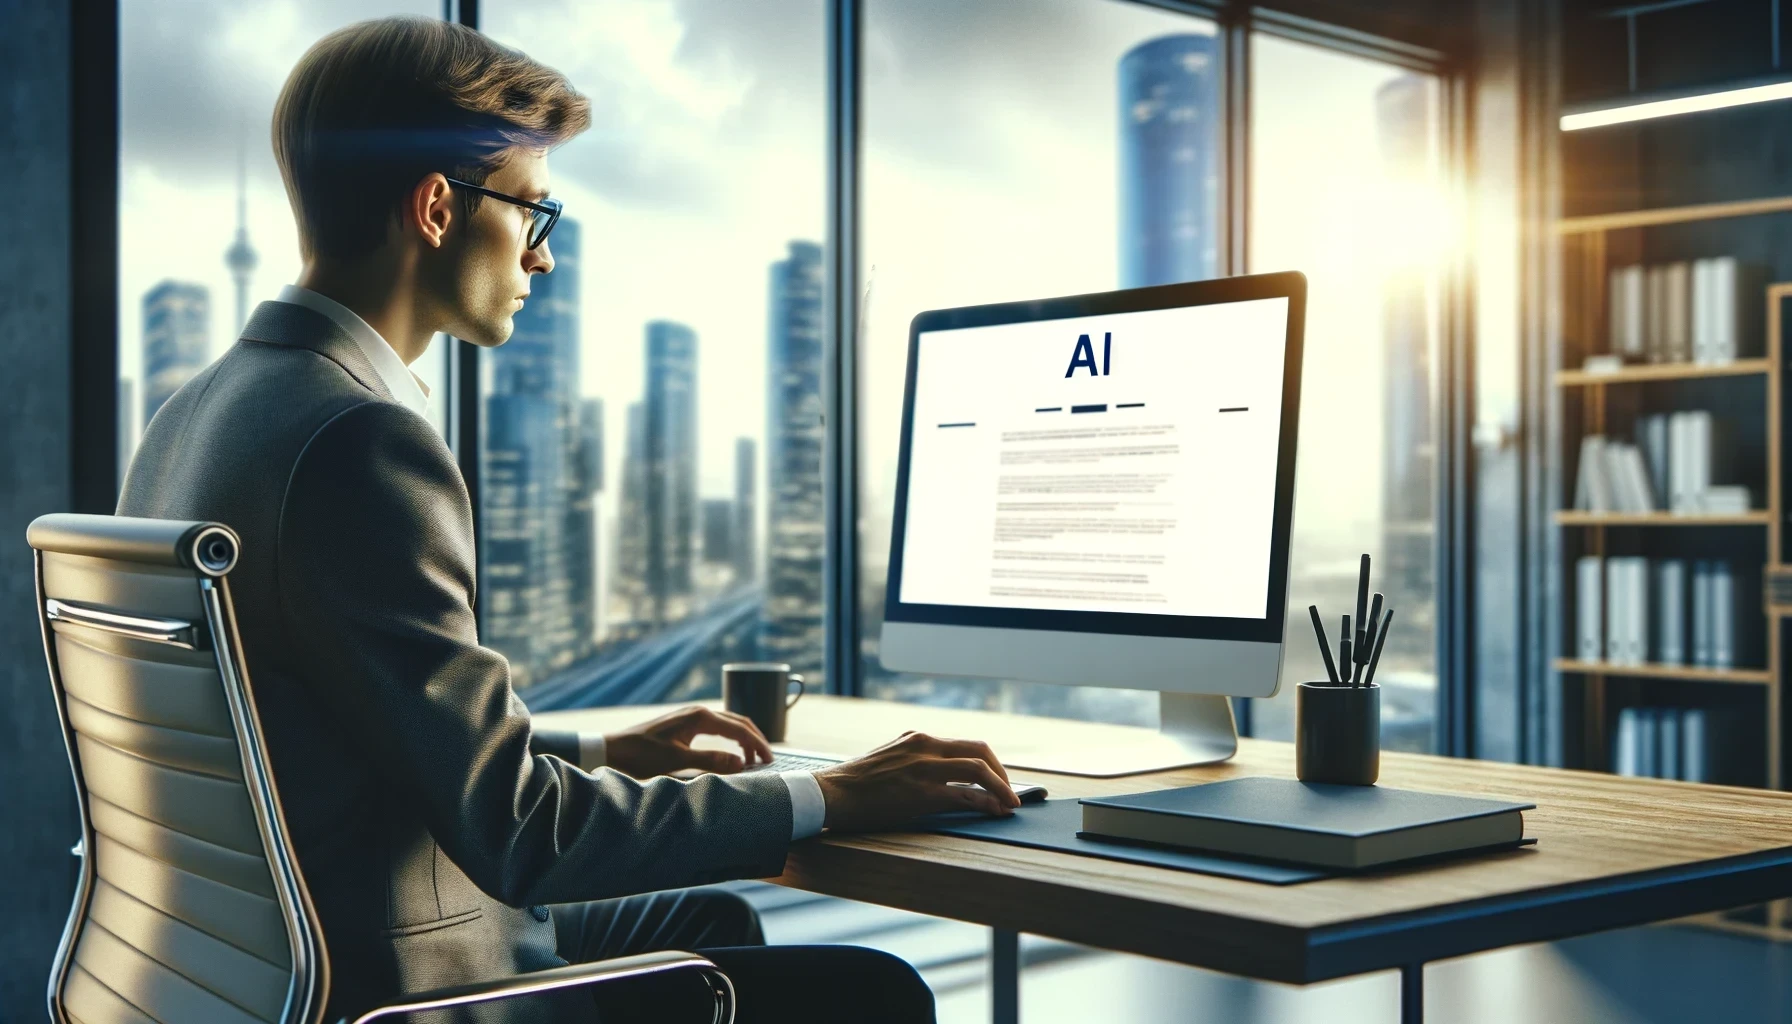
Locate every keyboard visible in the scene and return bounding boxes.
[751,751,845,773]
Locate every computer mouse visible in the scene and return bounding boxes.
[951,781,1048,804]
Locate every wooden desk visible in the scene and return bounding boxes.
[539,696,1792,1023]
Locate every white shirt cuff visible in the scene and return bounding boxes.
[577,733,607,772]
[782,770,827,840]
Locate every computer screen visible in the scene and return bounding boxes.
[885,275,1302,647]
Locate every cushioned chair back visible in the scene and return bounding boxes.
[29,514,326,1024]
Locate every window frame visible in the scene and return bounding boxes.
[83,0,1484,756]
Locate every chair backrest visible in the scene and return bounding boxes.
[29,514,327,1024]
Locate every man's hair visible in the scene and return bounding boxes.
[272,17,590,261]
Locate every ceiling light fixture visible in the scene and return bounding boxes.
[1561,78,1792,131]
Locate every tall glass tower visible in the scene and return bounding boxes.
[141,281,211,428]
[762,241,825,681]
[645,319,699,626]
[224,143,258,336]
[1119,33,1221,288]
[481,219,597,686]
[733,436,757,585]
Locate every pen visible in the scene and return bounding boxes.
[1365,608,1394,686]
[1340,614,1353,684]
[1309,604,1340,683]
[1360,593,1383,686]
[1354,554,1371,652]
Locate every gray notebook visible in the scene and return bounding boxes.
[1080,777,1533,870]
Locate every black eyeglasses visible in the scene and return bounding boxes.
[444,177,563,250]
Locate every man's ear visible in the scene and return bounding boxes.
[409,173,454,249]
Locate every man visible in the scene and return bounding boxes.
[118,17,1017,1024]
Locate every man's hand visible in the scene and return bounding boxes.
[602,706,774,779]
[814,731,1020,831]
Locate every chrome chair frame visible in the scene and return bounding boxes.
[33,514,734,1024]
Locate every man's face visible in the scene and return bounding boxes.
[434,149,555,347]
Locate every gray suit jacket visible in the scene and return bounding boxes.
[118,300,793,1022]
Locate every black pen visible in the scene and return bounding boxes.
[1340,614,1353,684]
[1365,608,1394,686]
[1360,593,1383,685]
[1354,554,1371,651]
[1309,604,1340,683]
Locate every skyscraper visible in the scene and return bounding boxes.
[224,142,259,335]
[762,241,825,681]
[702,499,735,566]
[733,436,757,585]
[480,218,597,686]
[572,397,604,647]
[142,280,210,429]
[644,320,699,625]
[1119,34,1221,288]
[614,401,651,634]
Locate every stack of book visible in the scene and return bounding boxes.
[1607,258,1762,365]
[1612,707,1724,783]
[1576,556,1739,667]
[1573,415,1747,514]
[1768,566,1792,608]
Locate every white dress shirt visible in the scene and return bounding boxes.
[276,285,432,419]
[275,285,827,841]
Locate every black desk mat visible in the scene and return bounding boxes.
[917,799,1538,886]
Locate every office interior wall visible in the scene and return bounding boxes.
[0,0,81,1016]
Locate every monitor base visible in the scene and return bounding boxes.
[1000,692,1239,777]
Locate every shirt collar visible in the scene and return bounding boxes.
[275,284,431,418]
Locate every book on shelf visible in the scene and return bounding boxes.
[1614,706,1733,784]
[1574,556,1739,670]
[1572,418,1745,515]
[1609,258,1761,366]
[1663,261,1690,364]
[1654,558,1686,665]
[1578,555,1603,662]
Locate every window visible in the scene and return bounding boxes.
[1248,35,1447,752]
[478,0,828,707]
[859,0,1222,724]
[118,0,446,491]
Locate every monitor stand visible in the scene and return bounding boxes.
[1001,693,1239,778]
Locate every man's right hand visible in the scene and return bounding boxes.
[814,731,1021,831]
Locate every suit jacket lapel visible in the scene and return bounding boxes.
[239,300,397,404]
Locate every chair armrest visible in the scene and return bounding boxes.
[339,950,734,1024]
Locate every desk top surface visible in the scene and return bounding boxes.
[539,695,1792,982]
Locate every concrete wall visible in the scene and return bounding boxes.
[0,0,80,1017]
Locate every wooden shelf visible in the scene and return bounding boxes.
[1555,359,1772,386]
[1557,194,1792,235]
[1555,510,1771,526]
[1554,659,1773,685]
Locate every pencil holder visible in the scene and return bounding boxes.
[1296,682,1380,786]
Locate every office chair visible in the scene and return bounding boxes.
[29,513,736,1024]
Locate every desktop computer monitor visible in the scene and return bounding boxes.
[878,272,1306,776]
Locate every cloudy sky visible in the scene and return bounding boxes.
[118,0,1448,702]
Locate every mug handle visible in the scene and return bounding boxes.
[786,675,805,710]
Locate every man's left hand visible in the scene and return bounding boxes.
[602,706,775,779]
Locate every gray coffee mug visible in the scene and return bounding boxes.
[722,662,805,743]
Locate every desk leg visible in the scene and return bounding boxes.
[1400,962,1424,1024]
[990,928,1019,1024]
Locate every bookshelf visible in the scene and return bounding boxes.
[1555,358,1771,386]
[1553,511,1770,527]
[1558,202,1792,936]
